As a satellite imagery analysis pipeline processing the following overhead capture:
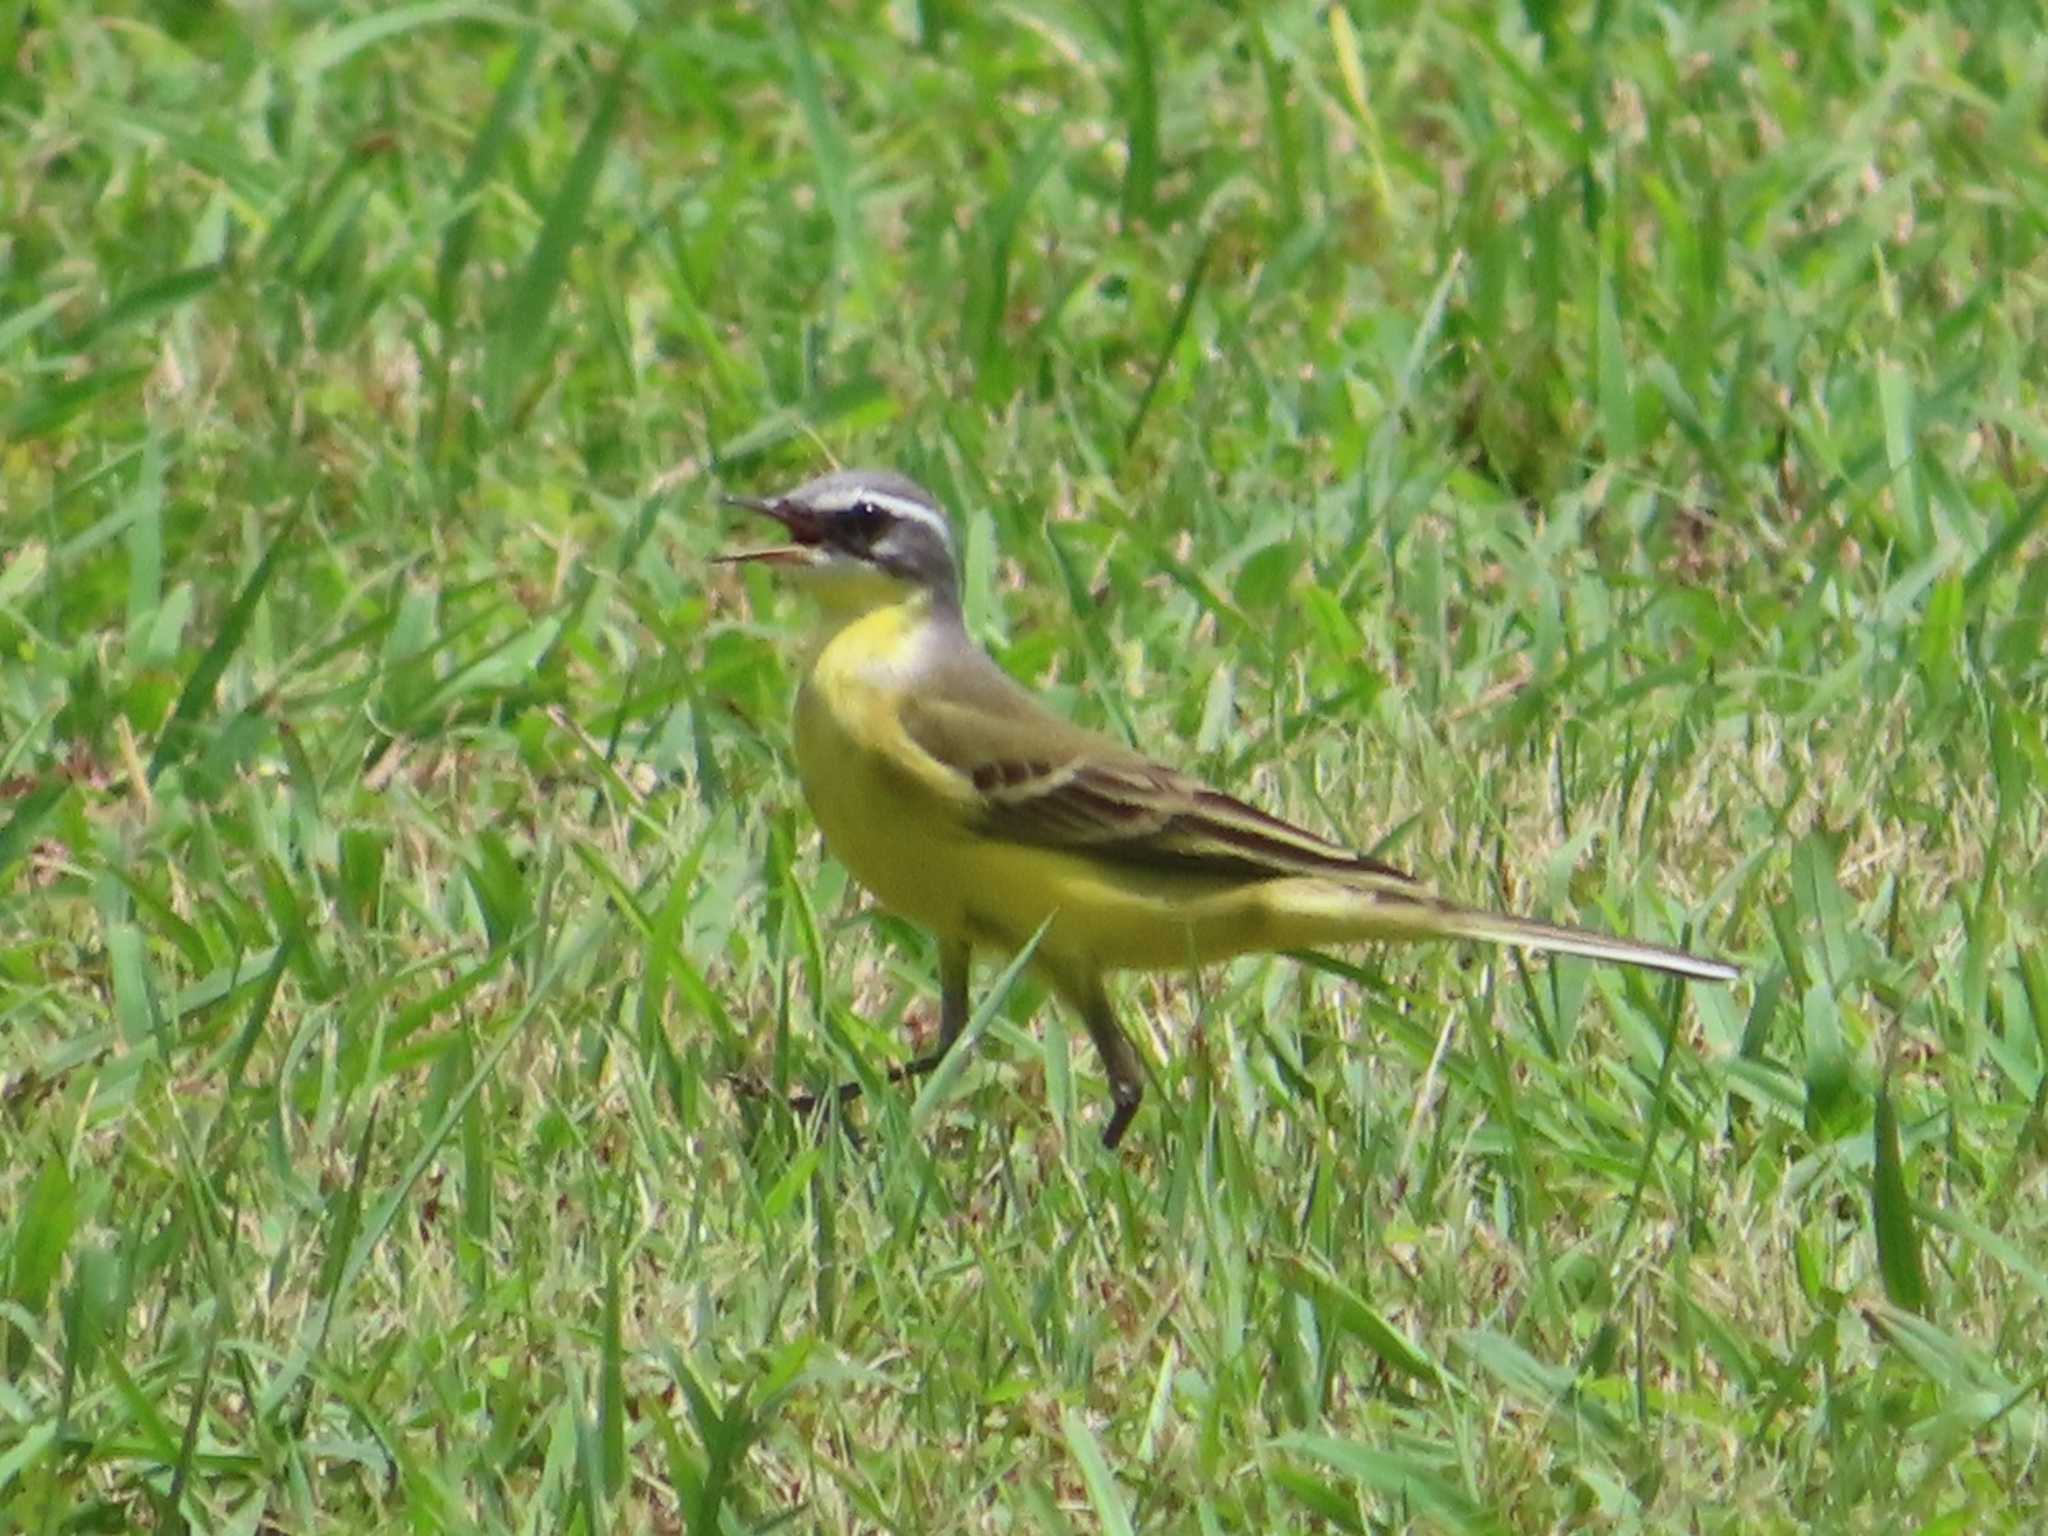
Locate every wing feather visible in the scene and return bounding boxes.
[900,647,1413,885]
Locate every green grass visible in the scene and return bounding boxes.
[5,1,2046,1529]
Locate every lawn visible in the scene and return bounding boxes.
[4,2,2046,1530]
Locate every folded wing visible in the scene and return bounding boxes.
[901,648,1413,884]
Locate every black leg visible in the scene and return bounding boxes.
[898,938,971,1079]
[775,951,1148,1150]
[1074,979,1145,1150]
[783,939,973,1121]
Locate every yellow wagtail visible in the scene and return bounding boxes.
[721,468,1737,1149]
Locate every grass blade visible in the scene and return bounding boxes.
[427,26,539,462]
[1872,1075,1928,1313]
[1118,0,1158,225]
[0,780,65,890]
[968,120,1063,385]
[1124,231,1214,451]
[1878,356,1926,552]
[147,511,300,783]
[783,12,863,283]
[1063,1408,1138,1536]
[486,38,633,421]
[1595,251,1634,459]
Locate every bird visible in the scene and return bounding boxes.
[717,467,1737,1149]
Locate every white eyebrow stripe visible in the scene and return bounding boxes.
[819,487,954,550]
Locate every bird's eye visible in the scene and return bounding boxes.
[844,500,888,543]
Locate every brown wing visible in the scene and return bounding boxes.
[901,643,1414,885]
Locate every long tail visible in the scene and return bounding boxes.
[1265,876,1737,981]
[1425,902,1738,982]
[1192,875,1738,981]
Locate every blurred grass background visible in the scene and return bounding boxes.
[4,1,2046,1530]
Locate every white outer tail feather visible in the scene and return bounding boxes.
[1434,905,1738,983]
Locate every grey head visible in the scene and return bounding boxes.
[722,467,960,605]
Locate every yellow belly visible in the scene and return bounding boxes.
[794,732,1279,986]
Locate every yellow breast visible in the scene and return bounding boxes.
[792,605,979,938]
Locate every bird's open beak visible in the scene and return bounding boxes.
[715,494,821,566]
